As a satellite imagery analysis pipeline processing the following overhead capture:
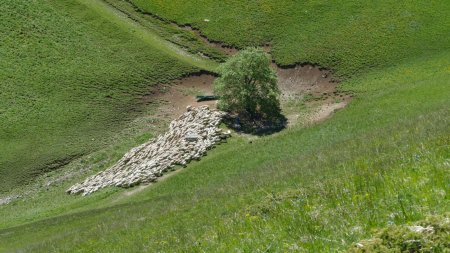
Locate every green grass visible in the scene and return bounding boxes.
[103,0,228,62]
[131,0,450,78]
[76,0,219,71]
[0,1,449,252]
[0,0,218,192]
[0,49,448,251]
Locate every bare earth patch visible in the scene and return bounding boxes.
[150,73,217,120]
[277,64,353,126]
[147,64,352,126]
[310,101,348,122]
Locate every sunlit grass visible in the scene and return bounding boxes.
[0,0,202,192]
[1,49,448,252]
[132,0,450,78]
[0,1,449,252]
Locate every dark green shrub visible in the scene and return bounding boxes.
[214,48,281,119]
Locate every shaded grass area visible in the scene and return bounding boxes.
[0,0,201,192]
[131,0,450,78]
[0,49,448,252]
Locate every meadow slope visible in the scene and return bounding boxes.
[1,51,449,252]
[0,1,449,252]
[132,0,450,77]
[0,0,216,192]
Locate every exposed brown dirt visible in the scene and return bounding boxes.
[310,101,348,122]
[277,64,352,125]
[150,74,217,119]
[277,64,334,99]
[146,65,352,126]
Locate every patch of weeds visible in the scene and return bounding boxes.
[347,214,450,252]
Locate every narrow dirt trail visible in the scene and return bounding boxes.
[76,0,218,72]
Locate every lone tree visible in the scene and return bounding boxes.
[214,48,281,119]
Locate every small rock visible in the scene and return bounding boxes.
[0,195,20,206]
[408,225,434,233]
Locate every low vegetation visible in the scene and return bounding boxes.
[346,214,449,252]
[103,0,227,62]
[1,49,448,252]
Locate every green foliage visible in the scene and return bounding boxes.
[214,48,280,118]
[346,214,450,252]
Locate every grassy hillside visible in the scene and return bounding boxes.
[0,0,217,192]
[1,50,448,252]
[102,0,227,62]
[0,0,449,252]
[132,0,450,77]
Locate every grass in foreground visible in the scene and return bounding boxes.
[0,48,448,252]
[346,214,449,252]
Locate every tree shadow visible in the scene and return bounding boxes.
[223,112,287,136]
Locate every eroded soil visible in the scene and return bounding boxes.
[148,65,352,127]
[150,74,217,119]
[276,64,353,125]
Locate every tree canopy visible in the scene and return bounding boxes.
[214,48,281,119]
